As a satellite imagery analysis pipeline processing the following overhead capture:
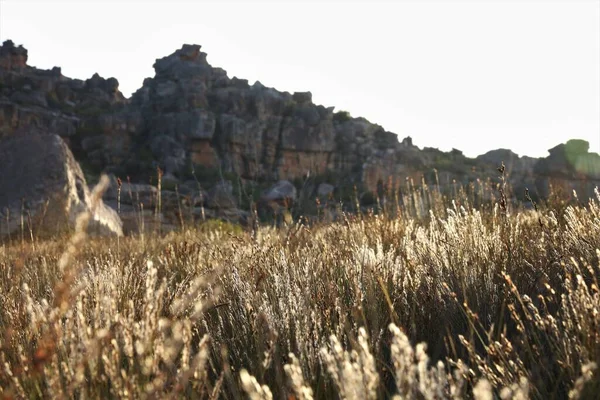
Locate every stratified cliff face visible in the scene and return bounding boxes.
[128,43,408,188]
[0,40,424,192]
[1,39,599,213]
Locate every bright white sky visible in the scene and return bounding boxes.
[1,0,598,158]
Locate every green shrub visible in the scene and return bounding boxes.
[197,218,243,235]
[333,110,352,123]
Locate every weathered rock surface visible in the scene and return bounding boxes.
[533,139,600,198]
[0,40,27,70]
[262,180,297,204]
[104,175,158,206]
[1,37,599,233]
[207,181,237,209]
[0,133,122,237]
[317,183,335,198]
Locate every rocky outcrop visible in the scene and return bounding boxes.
[0,40,27,70]
[0,39,140,179]
[533,140,600,198]
[0,133,122,237]
[127,44,409,186]
[1,38,599,232]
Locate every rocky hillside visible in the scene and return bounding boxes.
[1,39,599,230]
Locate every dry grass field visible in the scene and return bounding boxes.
[0,176,599,399]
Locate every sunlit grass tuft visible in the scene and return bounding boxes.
[0,179,599,398]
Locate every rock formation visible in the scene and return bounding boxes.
[1,39,599,233]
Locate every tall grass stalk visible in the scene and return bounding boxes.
[0,180,599,398]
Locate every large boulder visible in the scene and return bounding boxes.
[0,133,122,237]
[261,180,297,203]
[317,183,335,197]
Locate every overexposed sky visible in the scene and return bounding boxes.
[1,0,598,158]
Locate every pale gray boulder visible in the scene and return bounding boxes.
[0,133,122,238]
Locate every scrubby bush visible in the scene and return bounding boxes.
[333,110,352,123]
